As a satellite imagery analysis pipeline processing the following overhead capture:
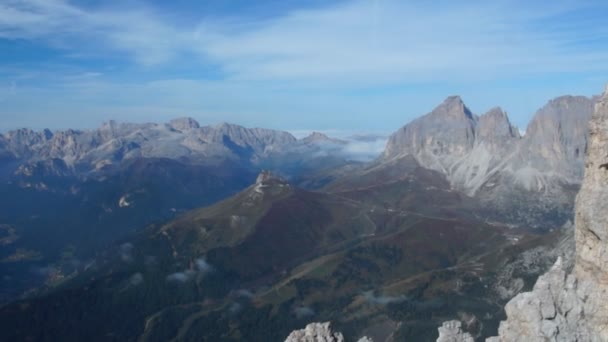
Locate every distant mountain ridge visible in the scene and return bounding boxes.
[381,94,595,227]
[1,119,297,173]
[0,119,385,184]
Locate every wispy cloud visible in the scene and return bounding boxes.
[2,0,608,78]
[0,0,187,65]
[293,306,315,318]
[1,0,607,131]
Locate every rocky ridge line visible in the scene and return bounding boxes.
[437,84,608,342]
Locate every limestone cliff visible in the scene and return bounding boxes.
[383,94,595,227]
[482,85,608,341]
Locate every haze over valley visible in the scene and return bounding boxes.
[1,1,608,341]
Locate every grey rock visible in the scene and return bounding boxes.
[355,337,373,342]
[284,322,345,342]
[485,85,608,341]
[477,107,521,142]
[168,117,200,131]
[383,94,595,227]
[436,320,474,342]
[301,132,346,145]
[285,322,373,342]
[1,120,298,174]
[384,96,477,175]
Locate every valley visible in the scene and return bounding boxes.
[0,92,595,341]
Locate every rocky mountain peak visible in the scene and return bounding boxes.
[477,107,520,140]
[169,117,200,131]
[42,129,53,140]
[520,95,594,181]
[383,95,477,172]
[526,95,593,132]
[303,131,331,142]
[100,120,118,131]
[301,131,346,145]
[481,85,608,341]
[432,95,474,120]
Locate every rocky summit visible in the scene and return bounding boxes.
[479,85,608,341]
[383,94,595,227]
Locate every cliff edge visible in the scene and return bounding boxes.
[481,85,608,341]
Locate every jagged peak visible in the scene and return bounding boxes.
[445,95,463,103]
[483,106,507,118]
[169,117,200,130]
[301,131,346,144]
[431,95,474,120]
[305,131,330,140]
[478,106,520,139]
[100,120,118,130]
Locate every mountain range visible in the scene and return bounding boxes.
[0,90,598,341]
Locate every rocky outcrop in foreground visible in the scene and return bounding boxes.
[436,321,474,342]
[284,322,344,342]
[285,322,372,342]
[481,85,608,341]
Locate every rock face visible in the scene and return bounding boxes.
[285,322,373,342]
[436,321,474,342]
[285,322,345,342]
[169,117,200,131]
[301,132,346,145]
[384,96,478,176]
[384,94,595,227]
[485,85,608,341]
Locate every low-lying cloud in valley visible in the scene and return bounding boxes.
[166,258,214,283]
[362,291,407,305]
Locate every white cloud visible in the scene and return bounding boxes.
[166,258,214,283]
[166,270,196,283]
[293,306,315,318]
[1,0,607,80]
[195,258,213,273]
[129,272,144,286]
[363,290,407,305]
[1,0,607,131]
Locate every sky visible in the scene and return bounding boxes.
[1,0,607,134]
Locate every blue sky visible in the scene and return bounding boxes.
[1,0,607,134]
